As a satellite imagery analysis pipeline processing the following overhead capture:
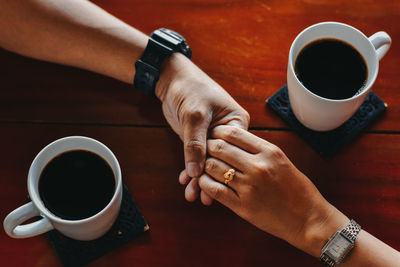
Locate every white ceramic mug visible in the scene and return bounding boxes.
[287,22,391,131]
[3,136,122,241]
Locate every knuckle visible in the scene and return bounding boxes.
[253,161,271,176]
[239,184,257,202]
[241,110,250,125]
[185,140,205,155]
[268,144,285,159]
[209,184,223,200]
[208,139,225,154]
[224,126,241,140]
[260,142,271,152]
[205,158,217,172]
[184,107,208,125]
[246,184,257,195]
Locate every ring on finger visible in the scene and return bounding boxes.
[224,168,236,185]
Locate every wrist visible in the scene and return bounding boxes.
[294,202,349,258]
[155,52,188,102]
[135,28,192,98]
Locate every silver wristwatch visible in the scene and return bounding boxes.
[320,219,361,266]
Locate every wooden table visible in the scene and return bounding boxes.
[1,0,399,266]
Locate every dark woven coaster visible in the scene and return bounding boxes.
[46,184,149,267]
[266,84,386,157]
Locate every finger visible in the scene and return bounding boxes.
[185,178,200,202]
[200,190,213,206]
[226,116,248,130]
[207,139,253,171]
[180,169,213,205]
[198,174,239,210]
[179,169,190,185]
[204,157,244,191]
[220,104,250,130]
[183,109,211,177]
[211,125,265,154]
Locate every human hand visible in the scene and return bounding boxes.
[198,125,349,257]
[156,53,249,205]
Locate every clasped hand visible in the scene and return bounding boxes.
[154,53,345,256]
[155,53,249,205]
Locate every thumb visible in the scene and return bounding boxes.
[227,119,247,130]
[183,110,210,178]
[226,110,250,130]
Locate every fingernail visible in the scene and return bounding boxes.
[187,162,201,177]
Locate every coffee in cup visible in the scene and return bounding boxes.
[3,136,122,241]
[294,38,367,100]
[287,22,391,131]
[39,149,115,221]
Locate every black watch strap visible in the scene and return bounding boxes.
[134,28,192,96]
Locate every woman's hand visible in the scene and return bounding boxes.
[156,53,249,205]
[198,125,349,257]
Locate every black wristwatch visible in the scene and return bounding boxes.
[134,28,192,96]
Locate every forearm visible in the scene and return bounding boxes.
[0,0,147,83]
[299,203,400,266]
[340,230,400,267]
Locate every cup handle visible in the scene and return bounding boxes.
[369,31,392,61]
[3,202,54,238]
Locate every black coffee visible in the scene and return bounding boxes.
[295,38,367,100]
[39,150,115,220]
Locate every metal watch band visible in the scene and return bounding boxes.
[320,253,335,267]
[134,28,191,96]
[341,219,361,242]
[319,219,361,266]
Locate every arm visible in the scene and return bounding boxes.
[197,125,400,266]
[0,0,147,83]
[0,0,250,205]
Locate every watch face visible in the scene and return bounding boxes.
[154,30,181,46]
[325,233,353,261]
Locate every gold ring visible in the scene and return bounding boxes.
[224,169,235,184]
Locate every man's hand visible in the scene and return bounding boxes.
[0,0,249,205]
[156,53,249,205]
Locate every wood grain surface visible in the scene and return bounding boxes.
[0,125,399,266]
[0,0,399,266]
[0,0,399,131]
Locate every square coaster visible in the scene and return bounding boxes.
[266,84,386,157]
[46,184,149,267]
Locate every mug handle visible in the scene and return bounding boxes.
[3,202,54,238]
[369,31,392,61]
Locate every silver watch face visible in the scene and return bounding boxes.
[324,232,353,262]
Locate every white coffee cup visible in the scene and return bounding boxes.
[3,136,122,241]
[287,22,391,131]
